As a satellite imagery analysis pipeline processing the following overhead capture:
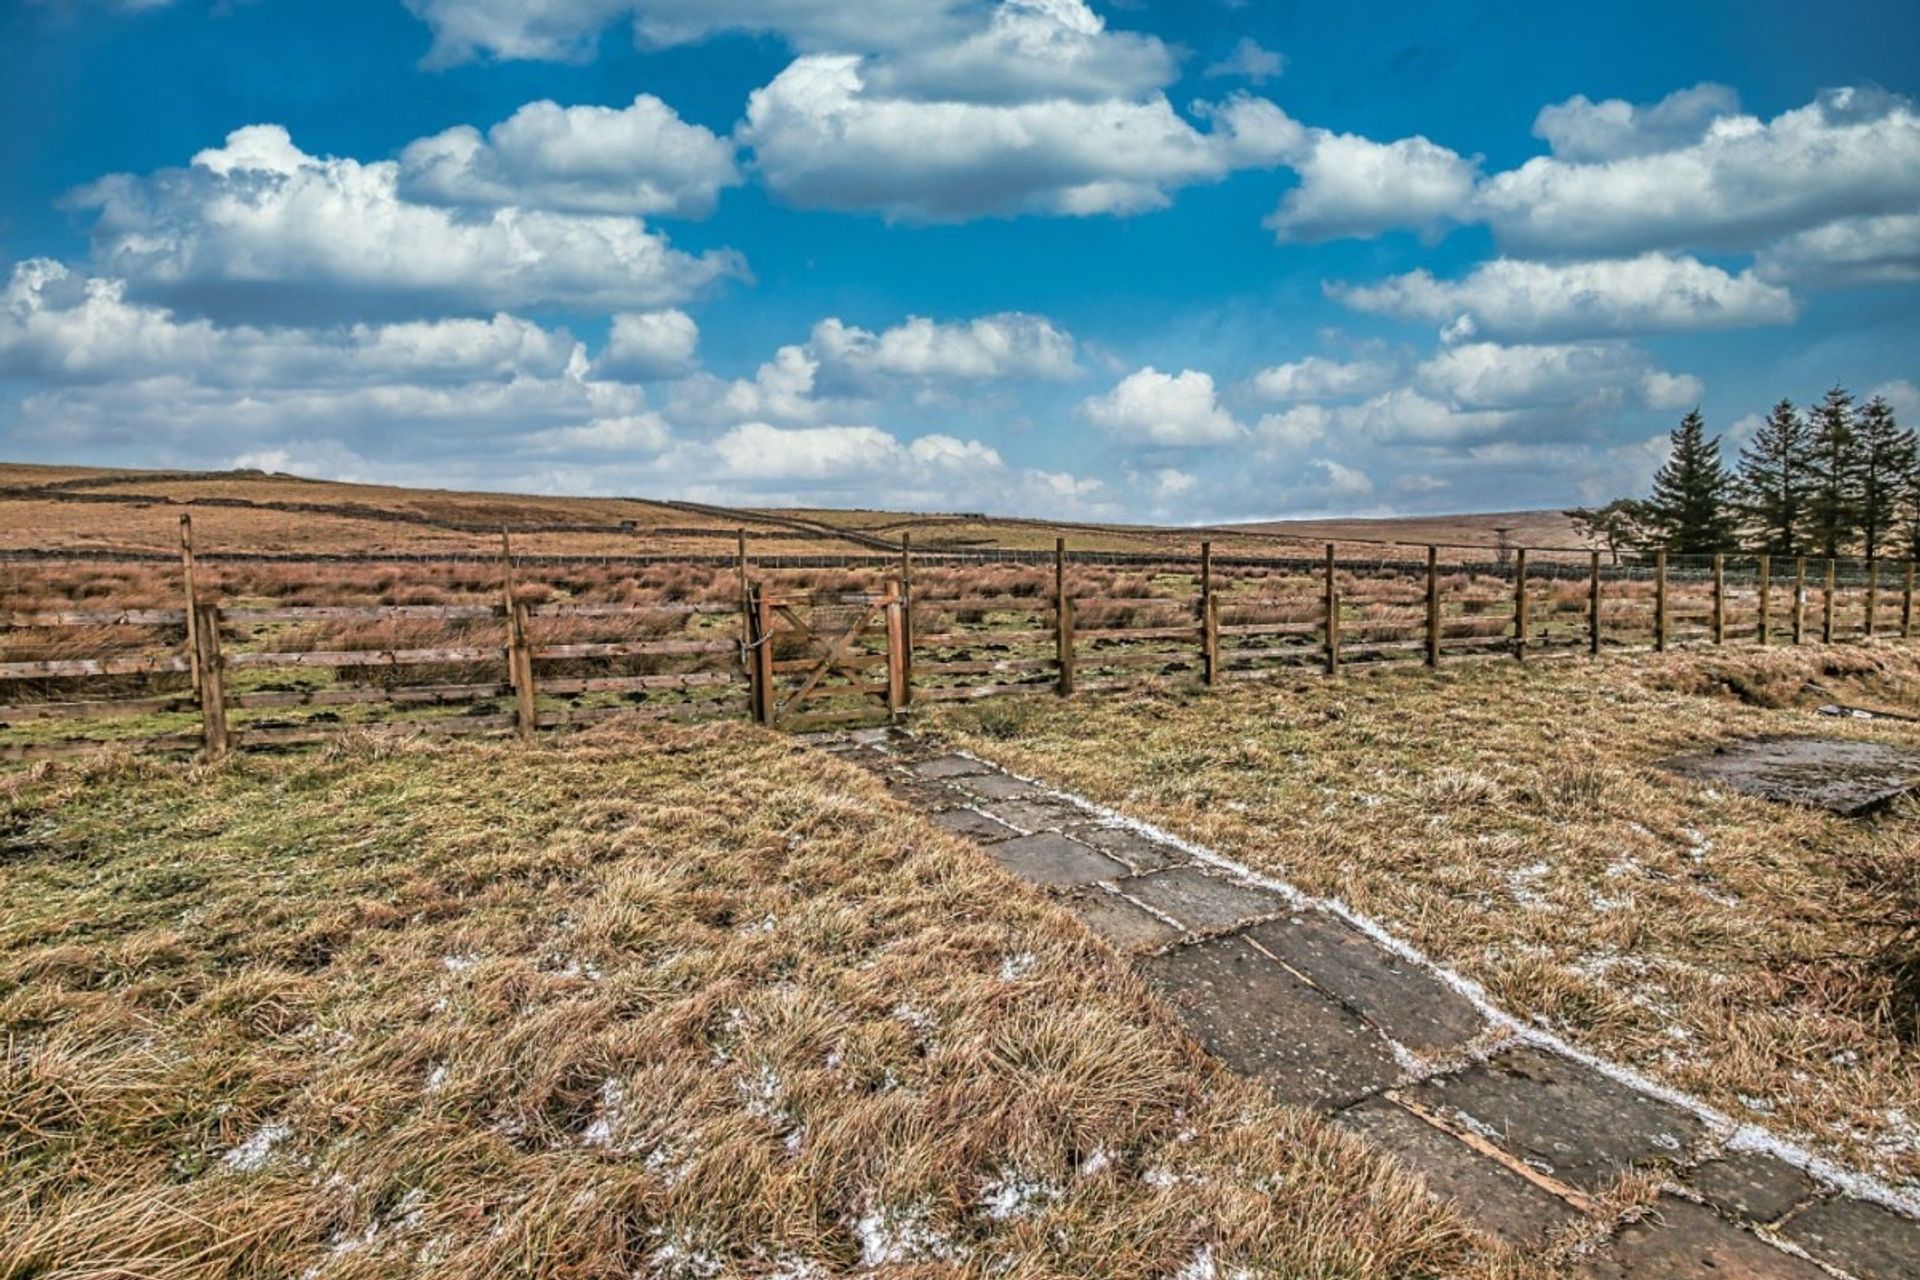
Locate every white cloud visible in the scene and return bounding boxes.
[863,0,1178,103]
[1204,37,1284,84]
[1480,87,1920,255]
[1250,354,1394,402]
[1318,459,1374,497]
[1415,341,1696,411]
[1755,213,1920,286]
[403,0,969,65]
[397,94,740,218]
[809,313,1079,381]
[1531,83,1741,161]
[595,310,700,380]
[1079,367,1244,447]
[72,124,744,321]
[1265,130,1478,242]
[0,259,582,387]
[1330,253,1796,340]
[1254,404,1330,450]
[527,412,673,452]
[739,3,1303,222]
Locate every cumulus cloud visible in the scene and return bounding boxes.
[1530,83,1742,161]
[1080,367,1244,447]
[402,0,969,65]
[1330,253,1796,340]
[739,2,1303,221]
[70,124,744,321]
[1415,341,1699,411]
[594,310,700,381]
[1266,130,1479,242]
[1254,403,1330,450]
[1250,354,1395,402]
[0,259,583,387]
[1204,37,1284,84]
[808,312,1079,381]
[1480,87,1920,255]
[1755,213,1920,286]
[397,94,740,218]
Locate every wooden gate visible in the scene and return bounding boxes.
[748,580,907,730]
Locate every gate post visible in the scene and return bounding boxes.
[899,534,914,707]
[1757,554,1771,646]
[1199,541,1218,686]
[751,591,776,726]
[510,601,536,741]
[1654,550,1668,652]
[1823,559,1837,644]
[885,581,908,715]
[1424,545,1440,668]
[1712,553,1725,645]
[194,601,228,763]
[1793,557,1806,644]
[1866,560,1880,638]
[180,513,201,691]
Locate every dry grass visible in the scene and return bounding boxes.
[0,723,1529,1279]
[926,645,1920,1192]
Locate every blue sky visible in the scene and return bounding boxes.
[2,0,1916,521]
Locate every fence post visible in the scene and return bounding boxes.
[1425,545,1440,668]
[1588,551,1602,656]
[1324,544,1341,676]
[180,513,201,691]
[1757,554,1771,646]
[885,580,907,716]
[1866,560,1879,639]
[752,591,776,725]
[1712,553,1725,645]
[1905,561,1915,640]
[1654,549,1669,653]
[899,533,914,707]
[1824,559,1836,644]
[194,601,227,762]
[1200,541,1218,686]
[1793,556,1807,644]
[510,601,536,740]
[1513,547,1528,662]
[1055,537,1074,696]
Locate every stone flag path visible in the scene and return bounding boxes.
[820,728,1920,1280]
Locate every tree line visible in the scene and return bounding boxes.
[1569,387,1920,562]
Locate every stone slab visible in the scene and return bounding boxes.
[1398,1045,1705,1191]
[986,833,1127,888]
[1577,1196,1828,1279]
[1661,736,1920,816]
[912,754,992,779]
[1686,1151,1820,1225]
[959,772,1043,802]
[1068,823,1190,873]
[882,775,966,811]
[1246,913,1485,1057]
[1142,935,1399,1109]
[1062,886,1182,953]
[932,807,1020,842]
[1338,1096,1583,1248]
[976,797,1084,833]
[1118,866,1288,932]
[1779,1196,1920,1280]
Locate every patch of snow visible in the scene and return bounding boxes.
[1077,1144,1112,1177]
[424,1063,448,1093]
[441,953,480,972]
[737,1063,790,1127]
[978,1169,1059,1221]
[581,1078,626,1149]
[645,1230,725,1279]
[850,1201,960,1267]
[892,1003,937,1041]
[998,951,1037,981]
[220,1121,291,1173]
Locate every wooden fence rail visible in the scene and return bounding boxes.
[3,520,1918,760]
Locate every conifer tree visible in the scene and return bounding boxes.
[1805,385,1863,558]
[1644,409,1737,552]
[1734,398,1810,555]
[1855,394,1915,562]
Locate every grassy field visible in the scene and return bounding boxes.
[0,462,1581,559]
[926,645,1920,1192]
[0,722,1539,1279]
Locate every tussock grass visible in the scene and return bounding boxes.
[927,647,1920,1190]
[0,724,1523,1278]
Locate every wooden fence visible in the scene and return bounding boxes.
[3,519,1917,761]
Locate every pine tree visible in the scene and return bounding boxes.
[1734,398,1810,555]
[1904,460,1920,563]
[1805,385,1863,558]
[1855,394,1915,562]
[1644,409,1737,553]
